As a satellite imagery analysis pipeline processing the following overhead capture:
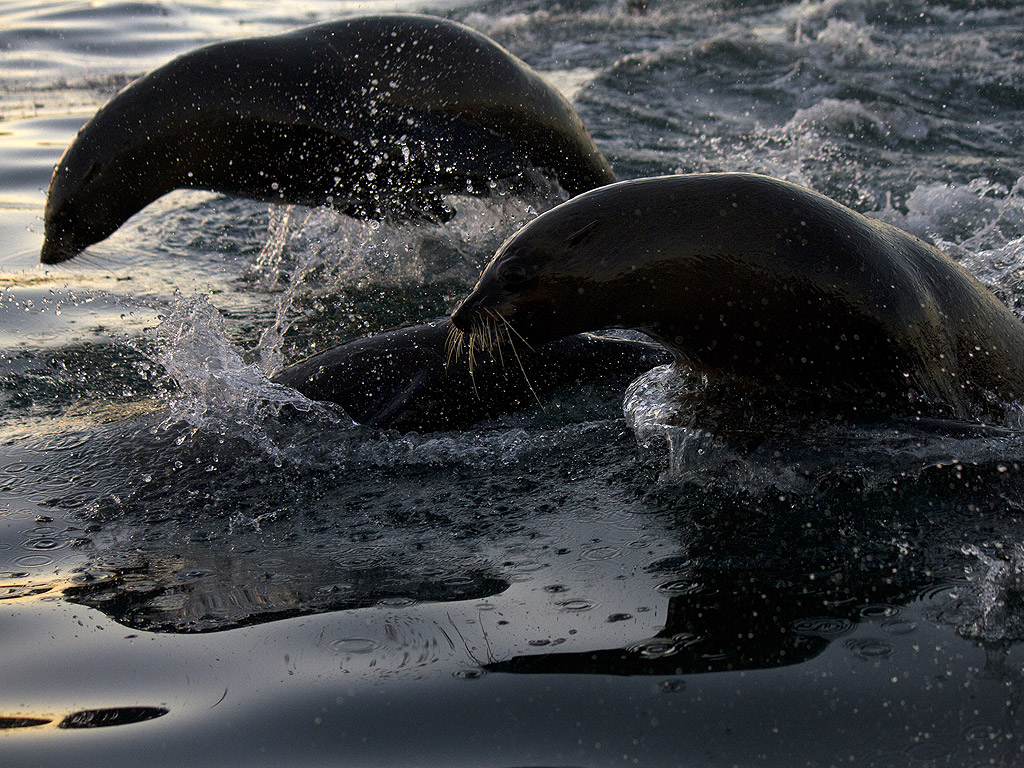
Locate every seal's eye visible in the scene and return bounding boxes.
[497,262,529,287]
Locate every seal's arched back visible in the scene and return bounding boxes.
[42,15,615,263]
[452,174,1024,418]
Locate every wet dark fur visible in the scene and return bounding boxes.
[452,174,1024,420]
[272,318,667,431]
[41,15,615,263]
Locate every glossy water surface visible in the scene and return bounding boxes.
[2,1,1024,766]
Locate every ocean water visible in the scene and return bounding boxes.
[3,0,1024,765]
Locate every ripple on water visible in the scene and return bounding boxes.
[844,638,896,661]
[376,596,417,609]
[452,668,486,680]
[555,599,595,613]
[12,553,53,568]
[903,740,955,763]
[658,679,687,693]
[790,616,854,638]
[627,638,682,659]
[327,637,382,655]
[860,604,901,620]
[67,568,116,585]
[656,579,705,596]
[148,593,189,612]
[961,722,1004,742]
[581,545,621,561]
[879,618,918,635]
[21,536,69,551]
[314,583,354,596]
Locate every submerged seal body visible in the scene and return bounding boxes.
[41,14,615,263]
[272,318,667,432]
[451,173,1024,418]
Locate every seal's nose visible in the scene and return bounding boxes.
[450,296,478,332]
[40,236,76,265]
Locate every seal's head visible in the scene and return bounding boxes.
[41,131,159,264]
[450,176,713,358]
[450,207,619,353]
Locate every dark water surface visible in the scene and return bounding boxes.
[3,1,1024,766]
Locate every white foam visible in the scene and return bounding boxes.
[960,543,1024,643]
[141,294,348,463]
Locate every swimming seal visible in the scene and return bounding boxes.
[451,173,1024,418]
[271,318,667,431]
[41,14,615,263]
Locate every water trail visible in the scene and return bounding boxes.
[623,364,1024,492]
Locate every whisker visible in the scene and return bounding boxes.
[444,322,461,370]
[489,308,543,408]
[498,313,536,353]
[479,313,491,352]
[77,250,129,272]
[467,332,481,395]
[449,309,540,404]
[3,246,42,264]
[484,308,507,369]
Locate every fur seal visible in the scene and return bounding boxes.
[41,14,615,264]
[272,318,667,431]
[451,173,1024,418]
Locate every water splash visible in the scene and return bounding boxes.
[871,176,1024,249]
[960,543,1024,644]
[246,182,565,367]
[623,364,1024,491]
[140,293,348,463]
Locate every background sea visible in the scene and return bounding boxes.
[3,0,1024,765]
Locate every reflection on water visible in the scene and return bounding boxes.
[2,0,1024,765]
